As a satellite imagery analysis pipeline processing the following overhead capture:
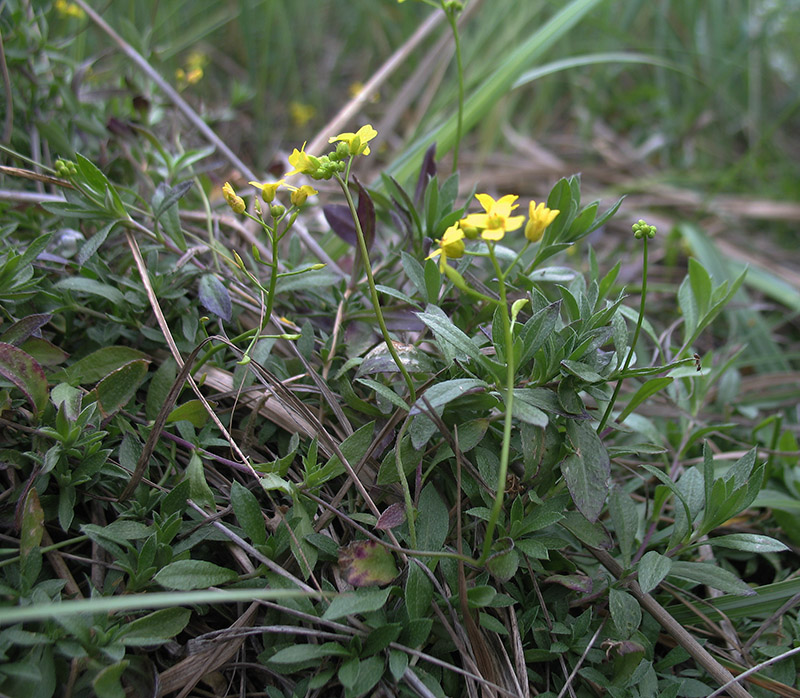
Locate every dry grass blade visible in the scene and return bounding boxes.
[589,547,754,698]
[157,602,259,697]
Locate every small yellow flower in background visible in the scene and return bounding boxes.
[249,180,284,203]
[175,51,206,87]
[525,201,560,242]
[426,225,465,272]
[222,182,246,214]
[348,82,380,103]
[285,143,321,177]
[290,184,318,207]
[55,0,84,18]
[461,193,525,242]
[328,124,377,156]
[289,101,316,128]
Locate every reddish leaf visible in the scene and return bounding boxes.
[543,574,593,594]
[339,540,398,587]
[0,313,52,346]
[0,341,48,414]
[375,503,406,531]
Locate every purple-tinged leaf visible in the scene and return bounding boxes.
[339,540,398,587]
[376,503,406,531]
[0,313,52,346]
[543,574,593,594]
[0,341,48,414]
[323,203,357,246]
[414,143,437,205]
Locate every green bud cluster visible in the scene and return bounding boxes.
[309,154,347,180]
[632,219,657,239]
[54,158,77,177]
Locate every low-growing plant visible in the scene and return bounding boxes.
[2,1,800,697]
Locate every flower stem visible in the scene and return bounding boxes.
[443,3,464,173]
[479,245,515,564]
[335,173,417,404]
[598,235,649,433]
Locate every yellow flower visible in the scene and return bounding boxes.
[290,184,317,207]
[328,124,377,156]
[285,142,321,177]
[222,182,245,214]
[55,0,85,18]
[426,225,465,272]
[525,201,560,242]
[249,180,284,203]
[461,193,525,242]
[289,101,315,128]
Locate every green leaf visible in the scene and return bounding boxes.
[322,586,393,621]
[94,359,149,417]
[167,399,209,428]
[609,588,641,639]
[230,480,266,545]
[667,561,755,596]
[417,484,449,553]
[511,389,549,427]
[389,649,409,680]
[356,378,410,412]
[417,306,484,365]
[617,377,673,422]
[405,562,433,619]
[0,342,48,414]
[410,378,488,416]
[198,274,232,322]
[53,346,148,385]
[560,359,603,383]
[608,486,638,567]
[562,421,610,521]
[705,534,788,553]
[401,251,427,303]
[119,607,191,646]
[339,655,383,696]
[54,277,125,306]
[77,222,116,266]
[92,660,128,698]
[308,421,375,488]
[153,560,237,590]
[20,489,44,557]
[424,257,441,304]
[269,642,350,664]
[637,550,672,594]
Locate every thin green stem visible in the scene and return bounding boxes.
[478,244,515,564]
[443,3,464,173]
[598,235,649,433]
[335,172,417,404]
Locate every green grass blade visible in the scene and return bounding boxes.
[385,0,604,184]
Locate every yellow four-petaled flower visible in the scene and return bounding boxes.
[525,201,560,242]
[328,124,378,156]
[285,142,321,177]
[461,194,525,242]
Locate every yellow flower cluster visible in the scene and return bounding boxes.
[54,0,84,18]
[427,193,559,271]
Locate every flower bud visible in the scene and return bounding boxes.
[222,182,245,214]
[290,184,317,207]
